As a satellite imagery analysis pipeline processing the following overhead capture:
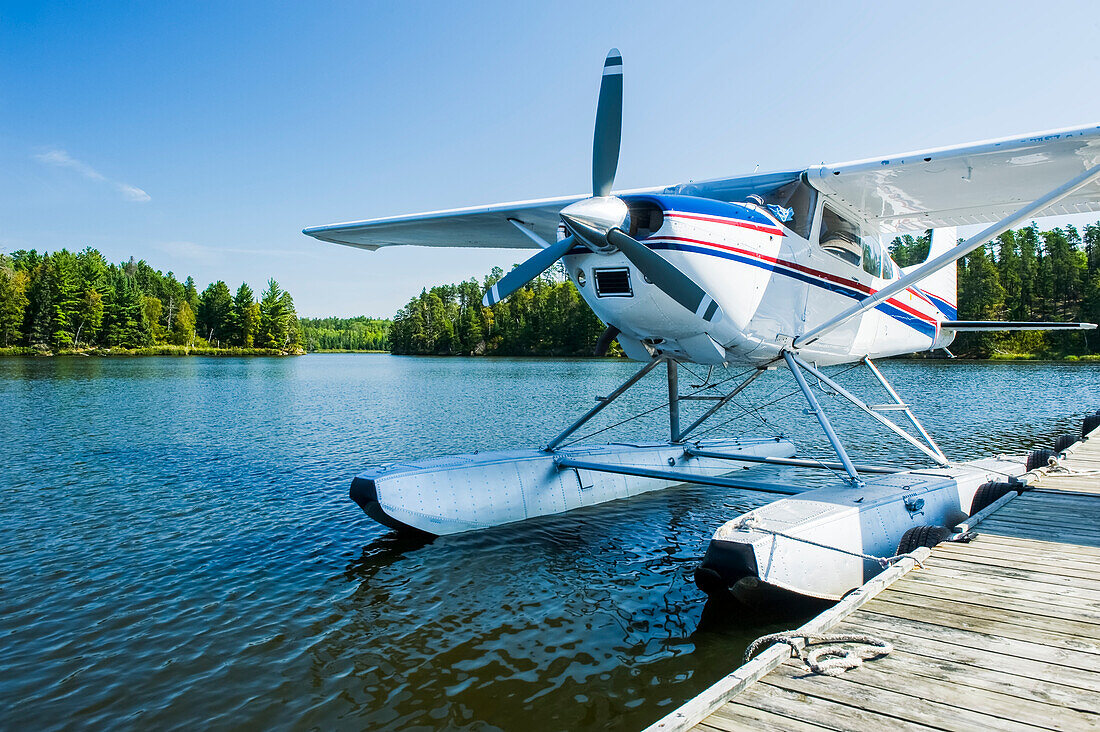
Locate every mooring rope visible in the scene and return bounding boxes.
[737,516,925,569]
[743,632,892,676]
[1045,455,1100,476]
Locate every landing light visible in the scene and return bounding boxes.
[576,269,587,287]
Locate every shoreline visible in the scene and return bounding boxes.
[1,347,1098,362]
[0,346,303,357]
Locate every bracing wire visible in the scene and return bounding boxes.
[559,364,759,447]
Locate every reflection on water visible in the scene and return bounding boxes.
[0,355,1095,730]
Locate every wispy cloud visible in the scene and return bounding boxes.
[34,148,151,202]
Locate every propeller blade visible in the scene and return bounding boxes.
[483,236,575,307]
[606,229,724,323]
[592,49,623,198]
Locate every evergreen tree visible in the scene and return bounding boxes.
[0,257,29,346]
[888,232,931,267]
[74,289,104,347]
[171,300,196,346]
[46,250,82,347]
[996,230,1023,319]
[231,283,256,346]
[1085,223,1100,276]
[956,244,1006,356]
[257,279,288,348]
[76,248,109,293]
[183,276,200,313]
[1016,224,1040,320]
[228,281,251,345]
[279,290,299,348]
[197,280,233,345]
[24,257,54,346]
[104,270,151,348]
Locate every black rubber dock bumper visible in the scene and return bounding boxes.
[350,476,421,533]
[694,539,759,596]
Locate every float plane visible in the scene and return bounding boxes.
[304,50,1099,603]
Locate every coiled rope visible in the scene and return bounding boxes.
[743,632,892,676]
[1045,455,1100,476]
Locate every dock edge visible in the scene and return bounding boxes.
[645,423,1098,732]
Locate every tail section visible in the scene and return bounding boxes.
[906,227,957,319]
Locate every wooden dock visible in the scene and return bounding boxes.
[649,423,1100,732]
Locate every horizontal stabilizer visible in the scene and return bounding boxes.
[941,321,1098,331]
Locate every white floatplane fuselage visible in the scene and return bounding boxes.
[558,192,956,368]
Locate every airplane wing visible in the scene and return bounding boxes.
[304,124,1100,249]
[302,194,587,250]
[677,125,1100,234]
[807,124,1100,234]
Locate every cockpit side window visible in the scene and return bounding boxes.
[819,206,863,269]
[861,238,883,277]
[881,255,895,280]
[626,200,664,239]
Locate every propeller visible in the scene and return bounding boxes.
[607,229,722,322]
[483,48,723,325]
[592,49,623,197]
[560,212,724,324]
[483,235,575,306]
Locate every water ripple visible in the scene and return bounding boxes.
[0,355,1095,730]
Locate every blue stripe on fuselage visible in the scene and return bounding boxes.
[642,241,938,338]
[621,193,778,228]
[920,291,958,320]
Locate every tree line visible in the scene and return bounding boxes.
[388,265,610,356]
[891,221,1100,357]
[4,219,1096,359]
[0,247,301,352]
[299,316,390,352]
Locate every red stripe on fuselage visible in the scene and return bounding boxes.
[917,287,957,310]
[649,234,940,326]
[663,211,785,237]
[658,214,945,318]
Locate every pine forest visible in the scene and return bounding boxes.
[2,219,1099,359]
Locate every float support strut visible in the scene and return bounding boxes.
[862,356,947,462]
[543,357,663,451]
[667,359,680,443]
[782,350,862,486]
[553,456,804,495]
[675,368,765,443]
[790,353,950,466]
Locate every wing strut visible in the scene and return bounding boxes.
[794,163,1100,348]
[940,321,1096,331]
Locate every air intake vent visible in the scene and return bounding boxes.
[594,268,633,297]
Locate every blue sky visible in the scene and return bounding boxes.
[3,1,1099,317]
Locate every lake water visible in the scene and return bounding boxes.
[1,355,1096,730]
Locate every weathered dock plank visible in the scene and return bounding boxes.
[649,426,1100,732]
[883,582,1100,626]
